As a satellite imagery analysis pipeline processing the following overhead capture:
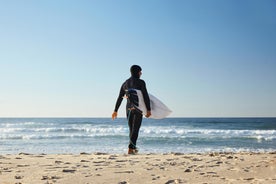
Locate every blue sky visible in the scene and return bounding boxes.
[0,0,275,117]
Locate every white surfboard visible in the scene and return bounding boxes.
[134,89,172,119]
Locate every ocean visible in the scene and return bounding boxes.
[0,118,275,154]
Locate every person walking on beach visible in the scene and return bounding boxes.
[112,65,151,154]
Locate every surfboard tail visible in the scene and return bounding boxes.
[134,89,172,119]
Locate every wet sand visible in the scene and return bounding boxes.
[1,152,275,184]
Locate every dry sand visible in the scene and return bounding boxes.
[1,152,275,184]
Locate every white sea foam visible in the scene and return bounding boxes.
[1,118,275,154]
[140,127,276,139]
[1,126,275,140]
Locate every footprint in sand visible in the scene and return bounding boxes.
[108,155,118,160]
[184,168,192,172]
[17,164,30,167]
[62,169,76,173]
[55,160,63,164]
[165,179,186,184]
[2,168,13,173]
[114,170,134,174]
[115,160,128,163]
[93,160,105,164]
[15,175,24,179]
[118,181,128,184]
[42,176,62,180]
[152,175,161,180]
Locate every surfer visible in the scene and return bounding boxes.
[112,65,151,154]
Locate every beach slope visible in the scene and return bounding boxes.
[0,152,275,184]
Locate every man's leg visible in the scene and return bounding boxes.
[127,110,142,150]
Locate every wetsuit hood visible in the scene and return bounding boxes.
[130,65,142,78]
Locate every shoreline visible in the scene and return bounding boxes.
[1,152,275,184]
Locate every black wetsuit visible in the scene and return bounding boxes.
[114,76,151,149]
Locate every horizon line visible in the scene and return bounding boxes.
[0,116,275,118]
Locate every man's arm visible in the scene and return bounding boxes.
[112,84,125,120]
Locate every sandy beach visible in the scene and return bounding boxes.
[0,152,275,184]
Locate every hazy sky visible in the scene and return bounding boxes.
[0,0,275,117]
